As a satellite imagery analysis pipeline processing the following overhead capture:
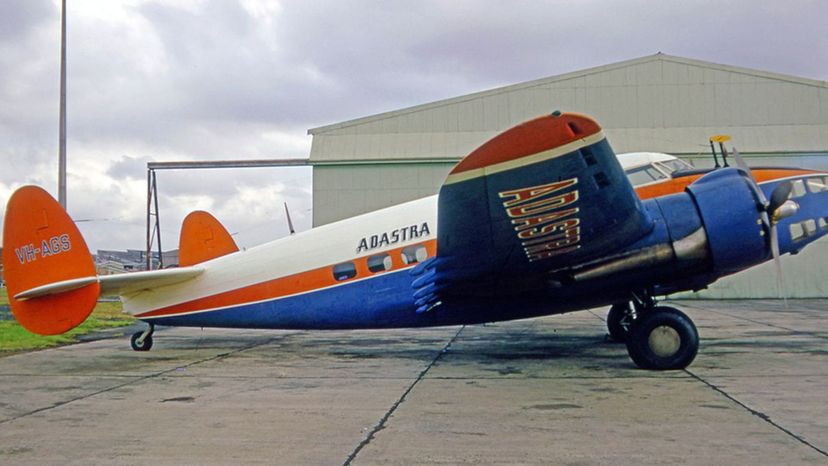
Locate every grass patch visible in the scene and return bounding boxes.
[0,287,135,353]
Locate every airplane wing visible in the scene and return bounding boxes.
[412,112,654,312]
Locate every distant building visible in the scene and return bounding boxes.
[96,249,179,272]
[95,260,125,276]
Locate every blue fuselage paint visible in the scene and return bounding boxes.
[147,269,443,329]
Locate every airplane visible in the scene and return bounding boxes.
[4,111,828,371]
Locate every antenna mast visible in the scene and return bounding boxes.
[58,0,67,208]
[284,202,296,235]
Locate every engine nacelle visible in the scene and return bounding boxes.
[685,168,767,275]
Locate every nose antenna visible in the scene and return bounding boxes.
[708,134,731,168]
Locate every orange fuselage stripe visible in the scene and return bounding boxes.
[136,240,438,318]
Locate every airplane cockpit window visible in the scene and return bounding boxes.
[625,166,667,186]
[332,262,357,281]
[367,253,393,273]
[806,177,828,194]
[401,244,428,265]
[791,180,807,198]
[655,159,693,174]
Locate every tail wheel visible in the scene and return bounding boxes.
[607,302,632,342]
[625,306,698,370]
[130,332,153,351]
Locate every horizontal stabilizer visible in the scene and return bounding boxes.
[99,266,204,296]
[14,277,99,301]
[13,267,205,301]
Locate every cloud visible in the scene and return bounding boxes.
[1,0,826,252]
[0,0,53,42]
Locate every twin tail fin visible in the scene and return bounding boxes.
[2,187,235,335]
[2,186,99,335]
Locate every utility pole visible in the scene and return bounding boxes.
[58,0,67,208]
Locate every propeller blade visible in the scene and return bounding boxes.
[730,147,752,178]
[768,181,793,215]
[732,146,788,305]
[731,147,769,206]
[769,224,787,307]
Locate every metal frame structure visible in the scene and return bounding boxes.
[145,159,309,270]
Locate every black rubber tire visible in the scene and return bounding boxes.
[625,306,698,370]
[607,302,632,342]
[130,332,153,352]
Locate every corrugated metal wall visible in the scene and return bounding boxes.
[312,163,454,226]
[310,54,828,162]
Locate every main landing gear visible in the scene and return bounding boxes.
[130,323,155,351]
[607,292,699,370]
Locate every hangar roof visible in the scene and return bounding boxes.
[308,53,828,162]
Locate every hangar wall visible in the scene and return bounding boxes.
[308,54,828,297]
[313,162,454,225]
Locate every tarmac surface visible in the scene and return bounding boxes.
[0,299,826,465]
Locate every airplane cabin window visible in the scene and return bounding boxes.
[804,219,817,237]
[790,223,805,241]
[332,262,357,281]
[401,244,428,265]
[367,253,393,273]
[820,218,828,230]
[789,219,818,242]
[791,180,807,198]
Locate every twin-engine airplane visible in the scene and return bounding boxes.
[4,112,828,370]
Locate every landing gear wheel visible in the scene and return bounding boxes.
[625,306,698,370]
[130,332,153,351]
[607,302,633,342]
[130,330,153,351]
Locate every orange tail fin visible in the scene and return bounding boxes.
[2,186,99,335]
[178,211,239,266]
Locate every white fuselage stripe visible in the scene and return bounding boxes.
[443,131,605,185]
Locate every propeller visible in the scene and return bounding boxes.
[730,148,799,304]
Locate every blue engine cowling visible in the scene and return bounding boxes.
[685,168,768,275]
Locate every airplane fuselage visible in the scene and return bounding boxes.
[125,169,828,331]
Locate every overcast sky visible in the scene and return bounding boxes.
[1,0,826,252]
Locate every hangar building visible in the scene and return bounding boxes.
[307,54,828,298]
